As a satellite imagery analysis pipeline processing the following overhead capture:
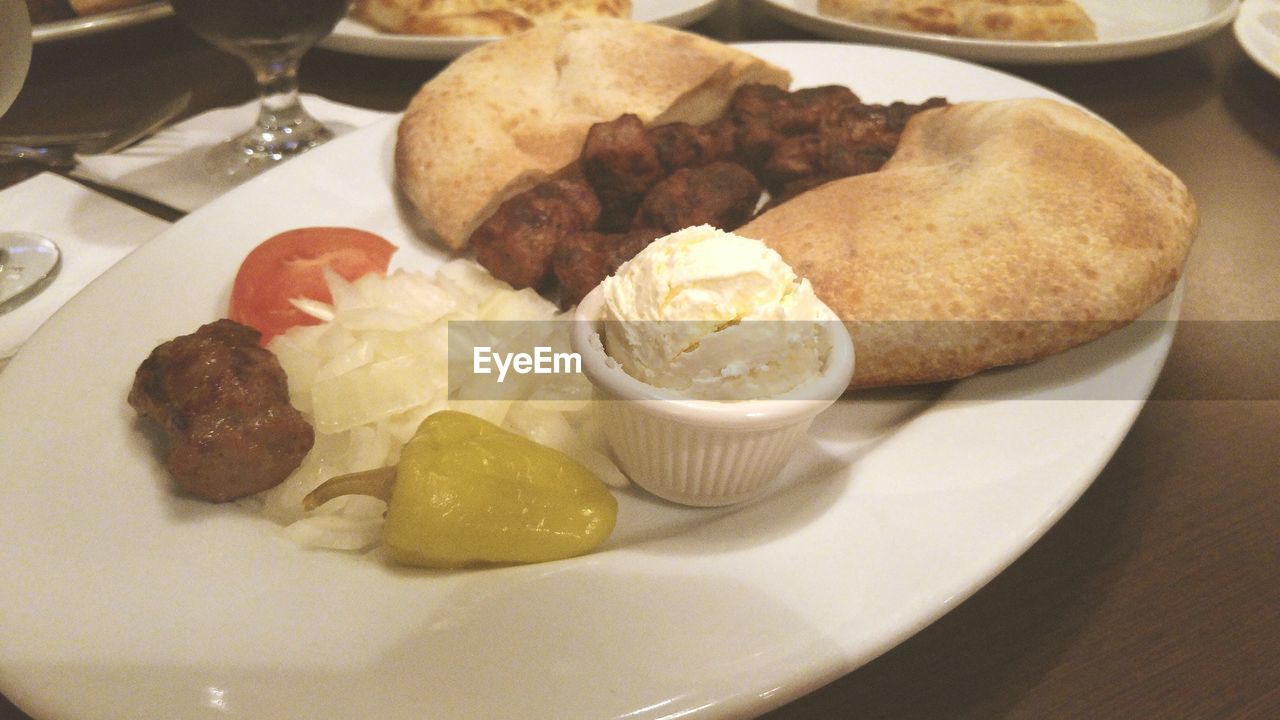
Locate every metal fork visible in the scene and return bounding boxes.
[0,91,191,168]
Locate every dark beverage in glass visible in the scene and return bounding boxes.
[168,0,351,178]
[170,0,348,58]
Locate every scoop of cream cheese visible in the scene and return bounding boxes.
[600,225,834,401]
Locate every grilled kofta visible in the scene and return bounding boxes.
[129,319,313,502]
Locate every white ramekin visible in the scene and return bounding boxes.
[570,286,855,507]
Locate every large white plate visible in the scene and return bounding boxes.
[754,0,1239,64]
[31,2,172,44]
[1235,0,1280,80]
[0,43,1180,720]
[319,0,722,60]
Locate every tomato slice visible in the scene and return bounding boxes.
[229,227,396,344]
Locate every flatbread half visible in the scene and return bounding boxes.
[738,98,1196,388]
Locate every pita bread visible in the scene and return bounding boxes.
[738,99,1196,388]
[816,0,1097,41]
[351,0,630,36]
[395,18,792,250]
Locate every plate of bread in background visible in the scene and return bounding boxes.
[319,0,722,60]
[752,0,1240,64]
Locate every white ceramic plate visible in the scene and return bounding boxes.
[0,43,1180,720]
[319,0,722,60]
[31,2,172,44]
[754,0,1240,64]
[1235,0,1280,79]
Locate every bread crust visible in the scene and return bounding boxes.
[738,99,1196,388]
[816,0,1097,41]
[394,18,791,250]
[351,0,632,37]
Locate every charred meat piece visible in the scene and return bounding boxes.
[728,84,793,172]
[580,114,665,230]
[760,133,825,196]
[700,118,740,165]
[815,102,914,178]
[553,228,664,307]
[728,82,792,116]
[648,118,736,173]
[129,319,314,503]
[727,83,792,121]
[772,85,861,135]
[878,97,949,132]
[728,84,863,172]
[815,98,949,179]
[634,161,762,233]
[471,174,602,289]
[761,96,950,200]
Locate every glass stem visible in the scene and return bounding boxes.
[249,53,308,134]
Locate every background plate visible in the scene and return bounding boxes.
[1235,0,1280,80]
[0,43,1180,720]
[31,2,172,44]
[753,0,1240,64]
[319,0,723,60]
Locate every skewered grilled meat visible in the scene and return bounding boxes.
[129,319,314,503]
[466,83,949,307]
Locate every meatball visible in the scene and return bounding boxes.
[129,319,314,503]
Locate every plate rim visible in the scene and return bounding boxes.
[31,1,173,44]
[1234,0,1280,80]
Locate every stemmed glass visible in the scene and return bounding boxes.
[168,0,350,179]
[0,0,61,313]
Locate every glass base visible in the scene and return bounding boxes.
[203,108,335,180]
[0,232,60,313]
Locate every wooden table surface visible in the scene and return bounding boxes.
[2,2,1277,718]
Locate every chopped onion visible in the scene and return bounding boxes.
[248,260,627,550]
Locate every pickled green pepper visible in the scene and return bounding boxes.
[305,410,618,568]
